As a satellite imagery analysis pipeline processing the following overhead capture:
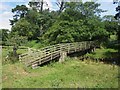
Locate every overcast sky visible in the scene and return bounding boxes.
[0,0,118,30]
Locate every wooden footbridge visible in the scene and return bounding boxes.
[19,41,99,68]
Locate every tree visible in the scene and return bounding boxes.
[28,0,49,12]
[10,5,28,25]
[38,10,57,36]
[113,0,120,58]
[0,30,1,45]
[6,33,28,61]
[28,1,54,36]
[41,1,108,44]
[42,20,80,44]
[25,9,40,37]
[68,1,106,18]
[103,15,118,36]
[25,9,55,37]
[56,0,66,14]
[0,29,9,45]
[26,9,40,24]
[114,1,120,40]
[11,18,39,40]
[84,17,109,41]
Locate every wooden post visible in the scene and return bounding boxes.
[28,47,32,56]
[84,42,86,49]
[13,44,18,59]
[75,43,77,52]
[51,53,53,60]
[19,55,22,61]
[78,43,81,51]
[68,44,70,53]
[59,51,67,63]
[81,42,83,50]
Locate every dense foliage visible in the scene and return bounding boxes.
[2,1,118,46]
[41,2,109,44]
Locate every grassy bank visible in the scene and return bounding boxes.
[85,48,118,59]
[2,57,118,88]
[2,46,119,88]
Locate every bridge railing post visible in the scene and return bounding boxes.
[60,44,62,53]
[81,42,83,50]
[59,51,67,63]
[67,43,70,53]
[58,44,67,63]
[19,55,22,61]
[77,42,79,51]
[84,41,87,49]
[28,47,31,56]
[50,45,54,60]
[78,42,81,50]
[75,43,77,52]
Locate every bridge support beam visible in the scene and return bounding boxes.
[59,51,67,63]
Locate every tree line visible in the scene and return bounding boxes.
[1,0,118,46]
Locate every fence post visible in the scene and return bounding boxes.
[59,51,67,63]
[81,42,83,50]
[75,43,77,52]
[68,43,70,53]
[19,55,22,61]
[28,47,32,56]
[51,46,53,60]
[78,43,80,50]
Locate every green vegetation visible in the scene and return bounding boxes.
[1,0,119,89]
[86,48,118,59]
[0,46,2,90]
[110,35,117,41]
[25,40,46,49]
[1,0,119,58]
[2,46,27,65]
[2,57,118,88]
[2,1,118,45]
[2,47,119,88]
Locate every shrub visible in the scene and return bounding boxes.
[4,51,19,64]
[25,40,37,48]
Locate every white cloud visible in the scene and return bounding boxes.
[0,18,12,30]
[0,2,14,28]
[0,3,12,30]
[0,11,13,19]
[43,0,53,10]
[0,11,13,30]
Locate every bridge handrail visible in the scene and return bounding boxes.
[19,40,98,65]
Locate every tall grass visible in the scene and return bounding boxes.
[2,45,119,88]
[85,48,118,59]
[2,57,118,88]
